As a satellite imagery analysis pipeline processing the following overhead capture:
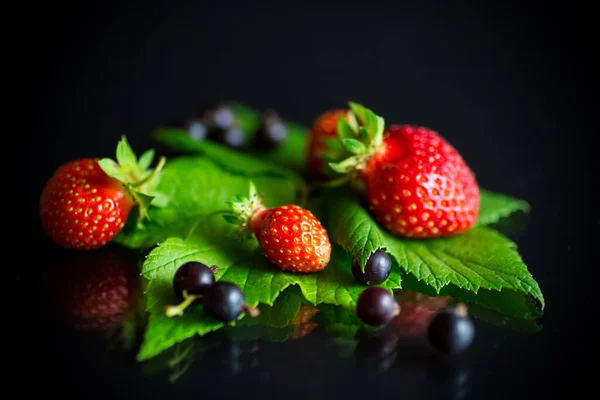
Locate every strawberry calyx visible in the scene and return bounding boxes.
[327,102,386,180]
[224,181,266,238]
[98,136,167,223]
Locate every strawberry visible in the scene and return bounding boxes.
[227,182,331,272]
[328,102,480,238]
[39,136,166,249]
[46,245,141,330]
[306,109,354,179]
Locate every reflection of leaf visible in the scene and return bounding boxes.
[115,156,302,249]
[467,303,542,334]
[324,189,545,315]
[400,273,541,320]
[313,304,365,340]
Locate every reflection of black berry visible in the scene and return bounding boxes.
[204,281,247,322]
[427,303,475,354]
[356,287,400,326]
[352,250,392,285]
[173,262,215,301]
[255,110,288,149]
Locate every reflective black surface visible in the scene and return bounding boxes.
[23,1,593,399]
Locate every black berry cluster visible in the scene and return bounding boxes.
[180,103,288,150]
[165,261,259,323]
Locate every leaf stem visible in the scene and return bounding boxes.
[132,155,167,188]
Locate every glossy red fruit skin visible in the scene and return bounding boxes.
[39,158,134,249]
[361,125,480,238]
[249,205,331,272]
[306,109,351,179]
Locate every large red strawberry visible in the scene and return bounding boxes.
[227,182,331,272]
[328,102,480,238]
[306,109,354,179]
[46,245,142,330]
[39,136,166,249]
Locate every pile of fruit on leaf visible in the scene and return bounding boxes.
[39,101,544,361]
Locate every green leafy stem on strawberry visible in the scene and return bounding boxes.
[326,102,385,177]
[98,136,169,222]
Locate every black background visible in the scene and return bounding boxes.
[19,0,595,399]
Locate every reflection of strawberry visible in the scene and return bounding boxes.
[289,304,320,340]
[329,102,480,238]
[306,109,353,179]
[46,245,140,330]
[389,289,452,337]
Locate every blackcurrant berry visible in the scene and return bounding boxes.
[202,103,235,131]
[173,261,215,301]
[254,110,288,149]
[352,250,392,285]
[211,124,248,149]
[427,303,475,354]
[204,281,247,322]
[185,119,208,141]
[356,287,400,326]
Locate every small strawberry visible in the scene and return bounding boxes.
[226,182,331,272]
[328,102,480,238]
[39,136,166,249]
[46,245,141,330]
[306,109,355,179]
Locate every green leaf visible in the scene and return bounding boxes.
[138,149,156,170]
[98,158,127,182]
[337,117,357,139]
[115,135,138,171]
[114,156,301,249]
[477,189,531,226]
[348,101,367,125]
[323,189,545,312]
[341,138,367,155]
[136,213,402,359]
[329,155,362,174]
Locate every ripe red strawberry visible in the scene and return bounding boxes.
[46,245,141,330]
[39,136,166,249]
[228,183,331,272]
[329,102,480,238]
[306,109,353,179]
